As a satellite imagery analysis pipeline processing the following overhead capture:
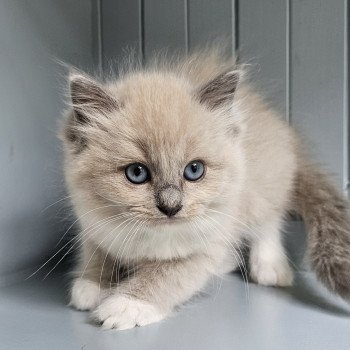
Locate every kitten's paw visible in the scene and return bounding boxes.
[250,258,294,287]
[70,278,103,311]
[92,294,166,330]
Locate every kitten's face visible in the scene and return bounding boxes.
[63,70,244,256]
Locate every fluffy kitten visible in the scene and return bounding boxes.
[61,49,350,330]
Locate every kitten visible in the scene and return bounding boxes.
[61,48,350,330]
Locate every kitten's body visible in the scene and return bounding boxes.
[62,49,350,330]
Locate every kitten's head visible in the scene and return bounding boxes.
[62,57,246,257]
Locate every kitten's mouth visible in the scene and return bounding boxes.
[151,217,183,225]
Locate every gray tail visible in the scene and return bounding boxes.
[293,164,350,299]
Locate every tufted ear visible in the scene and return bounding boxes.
[63,73,118,151]
[198,70,240,110]
[69,73,118,123]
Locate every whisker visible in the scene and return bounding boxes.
[97,217,140,298]
[40,195,72,214]
[109,219,146,291]
[97,216,141,293]
[188,218,220,297]
[27,212,131,280]
[206,208,298,271]
[201,213,250,302]
[79,215,141,283]
[202,213,249,280]
[43,215,135,280]
[122,219,148,293]
[55,203,128,247]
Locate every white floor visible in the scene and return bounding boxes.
[1,270,350,350]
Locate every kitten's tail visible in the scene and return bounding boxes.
[293,163,350,299]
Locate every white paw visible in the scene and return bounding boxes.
[250,256,294,287]
[70,278,103,311]
[92,294,166,330]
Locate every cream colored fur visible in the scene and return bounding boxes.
[61,48,350,330]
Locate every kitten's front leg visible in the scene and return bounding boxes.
[93,254,217,330]
[70,241,114,311]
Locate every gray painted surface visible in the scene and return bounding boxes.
[144,0,186,60]
[101,0,348,191]
[0,0,348,304]
[188,0,234,53]
[238,0,288,117]
[101,0,141,68]
[1,272,350,350]
[290,0,348,189]
[0,0,98,282]
[0,2,349,349]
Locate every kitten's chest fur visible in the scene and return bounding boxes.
[79,208,244,262]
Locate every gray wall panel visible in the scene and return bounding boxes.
[188,0,234,53]
[238,0,288,117]
[144,0,186,60]
[2,0,347,285]
[101,0,142,68]
[290,0,347,189]
[0,0,97,283]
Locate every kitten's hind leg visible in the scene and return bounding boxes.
[249,219,293,287]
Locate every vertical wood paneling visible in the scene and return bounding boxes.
[100,0,348,190]
[101,0,142,68]
[0,0,96,281]
[343,0,350,194]
[188,0,234,54]
[144,0,186,61]
[238,0,288,117]
[290,0,347,189]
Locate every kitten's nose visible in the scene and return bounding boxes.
[157,204,183,217]
[156,184,183,217]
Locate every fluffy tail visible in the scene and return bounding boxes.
[293,163,350,299]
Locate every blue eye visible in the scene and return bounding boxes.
[184,160,205,181]
[125,163,150,184]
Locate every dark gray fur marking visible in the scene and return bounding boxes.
[198,71,239,109]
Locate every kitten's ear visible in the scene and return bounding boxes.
[198,70,240,110]
[69,73,118,122]
[63,73,118,151]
